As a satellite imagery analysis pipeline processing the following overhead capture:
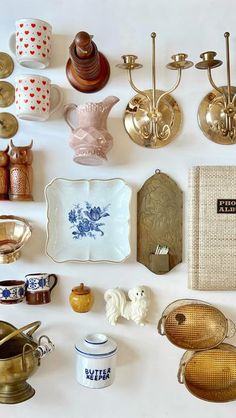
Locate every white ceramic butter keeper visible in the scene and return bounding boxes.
[75,334,117,389]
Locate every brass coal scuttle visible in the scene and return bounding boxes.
[0,320,54,404]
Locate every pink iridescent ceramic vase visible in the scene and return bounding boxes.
[64,96,119,166]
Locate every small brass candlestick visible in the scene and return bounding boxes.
[117,33,193,148]
[196,32,236,144]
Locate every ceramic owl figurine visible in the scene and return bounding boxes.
[0,146,9,200]
[9,139,33,201]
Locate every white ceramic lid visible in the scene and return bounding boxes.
[75,333,117,357]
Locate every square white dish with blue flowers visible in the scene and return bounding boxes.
[45,178,131,263]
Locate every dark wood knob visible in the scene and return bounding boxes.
[75,31,93,58]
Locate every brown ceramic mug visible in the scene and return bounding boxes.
[25,273,57,305]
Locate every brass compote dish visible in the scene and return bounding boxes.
[0,215,32,263]
[196,32,236,144]
[117,33,193,148]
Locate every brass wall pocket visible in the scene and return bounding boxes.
[137,170,182,274]
[196,32,236,144]
[117,33,193,148]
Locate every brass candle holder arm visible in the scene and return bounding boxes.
[207,67,226,98]
[156,68,182,112]
[127,67,152,104]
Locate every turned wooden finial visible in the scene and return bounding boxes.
[66,30,110,93]
[75,32,93,58]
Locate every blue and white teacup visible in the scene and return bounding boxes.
[25,273,58,304]
[0,280,26,304]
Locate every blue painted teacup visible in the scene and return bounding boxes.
[0,280,26,304]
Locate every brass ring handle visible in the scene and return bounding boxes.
[177,362,185,384]
[0,321,41,346]
[157,316,166,335]
[226,319,236,338]
[22,343,35,371]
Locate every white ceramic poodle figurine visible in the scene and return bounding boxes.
[104,286,151,326]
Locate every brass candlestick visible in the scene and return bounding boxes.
[196,32,236,144]
[117,32,193,148]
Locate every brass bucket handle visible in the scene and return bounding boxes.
[0,321,41,346]
[157,316,166,335]
[22,343,35,371]
[226,319,236,338]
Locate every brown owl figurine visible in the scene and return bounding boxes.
[9,139,33,201]
[0,145,9,200]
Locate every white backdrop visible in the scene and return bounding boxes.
[1,0,236,417]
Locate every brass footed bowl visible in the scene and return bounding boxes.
[179,343,236,402]
[0,216,32,263]
[0,321,42,404]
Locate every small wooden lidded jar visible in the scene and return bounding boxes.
[69,283,94,313]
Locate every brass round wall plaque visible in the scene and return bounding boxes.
[198,86,236,144]
[124,89,182,148]
[0,113,18,139]
[0,53,14,79]
[0,81,15,107]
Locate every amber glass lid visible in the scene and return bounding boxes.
[72,283,91,295]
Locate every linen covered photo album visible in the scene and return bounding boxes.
[188,166,236,290]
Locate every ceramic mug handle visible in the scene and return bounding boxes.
[48,274,58,292]
[9,33,16,54]
[64,103,77,130]
[49,85,63,116]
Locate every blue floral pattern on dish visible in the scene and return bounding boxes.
[68,202,110,240]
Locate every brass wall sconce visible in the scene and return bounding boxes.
[117,33,193,148]
[196,32,236,144]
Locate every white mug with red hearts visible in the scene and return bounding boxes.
[9,18,52,69]
[15,75,63,121]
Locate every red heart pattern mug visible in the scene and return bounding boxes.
[15,75,63,121]
[9,18,52,69]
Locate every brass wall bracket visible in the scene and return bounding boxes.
[117,33,193,148]
[196,32,236,144]
[137,170,182,274]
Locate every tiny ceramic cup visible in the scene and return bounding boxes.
[25,273,58,305]
[9,18,52,69]
[15,75,62,121]
[0,280,26,304]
